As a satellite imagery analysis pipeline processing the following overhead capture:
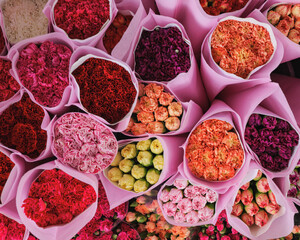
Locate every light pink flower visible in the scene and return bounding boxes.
[198,206,214,221]
[194,186,208,195]
[255,210,268,227]
[185,210,199,224]
[265,203,280,215]
[174,211,186,223]
[160,189,170,203]
[184,185,197,198]
[163,202,177,217]
[173,179,189,189]
[206,189,217,203]
[177,198,193,214]
[169,188,183,203]
[192,195,207,211]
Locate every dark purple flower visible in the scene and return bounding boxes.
[278,145,292,160]
[289,171,300,185]
[287,187,297,198]
[262,116,277,129]
[288,129,299,147]
[276,119,290,131]
[248,114,262,127]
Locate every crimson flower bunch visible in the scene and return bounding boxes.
[0,27,5,53]
[287,160,300,199]
[22,168,96,227]
[0,93,47,159]
[200,0,249,16]
[245,114,299,172]
[54,0,110,40]
[98,222,140,240]
[198,210,248,240]
[211,19,274,79]
[126,83,183,135]
[267,4,300,44]
[0,152,14,202]
[0,213,26,240]
[17,41,72,107]
[72,57,137,124]
[0,58,19,102]
[53,112,117,174]
[186,119,244,181]
[103,13,133,54]
[74,181,127,239]
[135,26,191,82]
[160,179,217,224]
[231,171,280,228]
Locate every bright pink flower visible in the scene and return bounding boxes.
[163,202,177,217]
[195,185,208,195]
[192,195,207,210]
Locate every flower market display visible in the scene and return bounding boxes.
[267,4,300,44]
[53,112,118,174]
[0,0,300,239]
[211,18,274,79]
[106,139,164,193]
[186,119,244,181]
[126,83,183,135]
[245,114,299,172]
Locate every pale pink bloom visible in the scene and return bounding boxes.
[184,185,197,198]
[206,189,217,203]
[198,206,214,221]
[169,188,183,204]
[255,210,269,227]
[185,210,199,224]
[194,186,208,195]
[245,202,259,217]
[265,203,280,215]
[241,213,254,227]
[177,198,193,214]
[163,202,177,217]
[160,189,170,203]
[268,191,277,205]
[174,211,186,223]
[192,195,207,211]
[173,179,189,189]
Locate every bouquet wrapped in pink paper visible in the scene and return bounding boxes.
[52,112,118,174]
[8,33,76,115]
[182,100,250,193]
[156,0,264,58]
[287,160,300,206]
[200,16,283,101]
[99,135,185,209]
[121,10,208,109]
[16,160,98,240]
[226,161,296,239]
[45,0,117,46]
[219,82,300,178]
[0,90,52,162]
[123,82,203,136]
[69,46,139,132]
[0,211,28,240]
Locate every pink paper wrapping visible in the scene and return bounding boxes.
[16,160,98,240]
[99,135,186,209]
[121,10,209,109]
[96,0,147,58]
[122,80,203,137]
[226,160,297,240]
[271,73,300,127]
[8,32,77,115]
[68,46,139,132]
[258,1,300,63]
[182,99,252,194]
[155,0,264,59]
[219,82,300,179]
[44,0,117,47]
[200,15,284,101]
[0,55,21,109]
[0,152,25,208]
[157,163,234,227]
[0,89,53,163]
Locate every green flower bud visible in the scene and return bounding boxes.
[150,139,163,154]
[121,143,137,159]
[153,155,164,170]
[136,139,152,151]
[137,151,153,167]
[110,151,122,166]
[146,168,161,185]
[119,159,134,173]
[118,174,135,191]
[107,167,123,182]
[137,215,147,223]
[134,179,150,193]
[131,164,147,179]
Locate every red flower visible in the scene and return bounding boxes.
[0,213,26,240]
[0,59,19,102]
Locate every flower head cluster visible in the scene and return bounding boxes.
[0,58,20,102]
[54,0,110,40]
[211,19,274,79]
[0,152,14,202]
[160,180,217,224]
[22,168,96,228]
[126,191,192,240]
[74,181,127,239]
[103,13,133,54]
[231,170,281,228]
[245,114,299,172]
[200,0,249,16]
[0,213,26,240]
[0,27,5,53]
[287,161,300,199]
[53,112,117,174]
[267,4,300,44]
[135,26,191,82]
[17,41,72,107]
[0,93,47,159]
[107,138,163,193]
[98,222,140,240]
[72,57,137,124]
[186,119,244,181]
[198,210,248,240]
[126,83,183,135]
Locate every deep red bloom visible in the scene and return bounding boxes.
[0,28,5,54]
[0,59,19,102]
[0,152,14,203]
[0,213,26,240]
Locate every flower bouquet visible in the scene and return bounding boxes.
[69,46,138,131]
[98,222,140,240]
[0,15,7,55]
[287,161,300,205]
[0,212,27,240]
[124,82,202,136]
[16,160,98,240]
[52,112,118,174]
